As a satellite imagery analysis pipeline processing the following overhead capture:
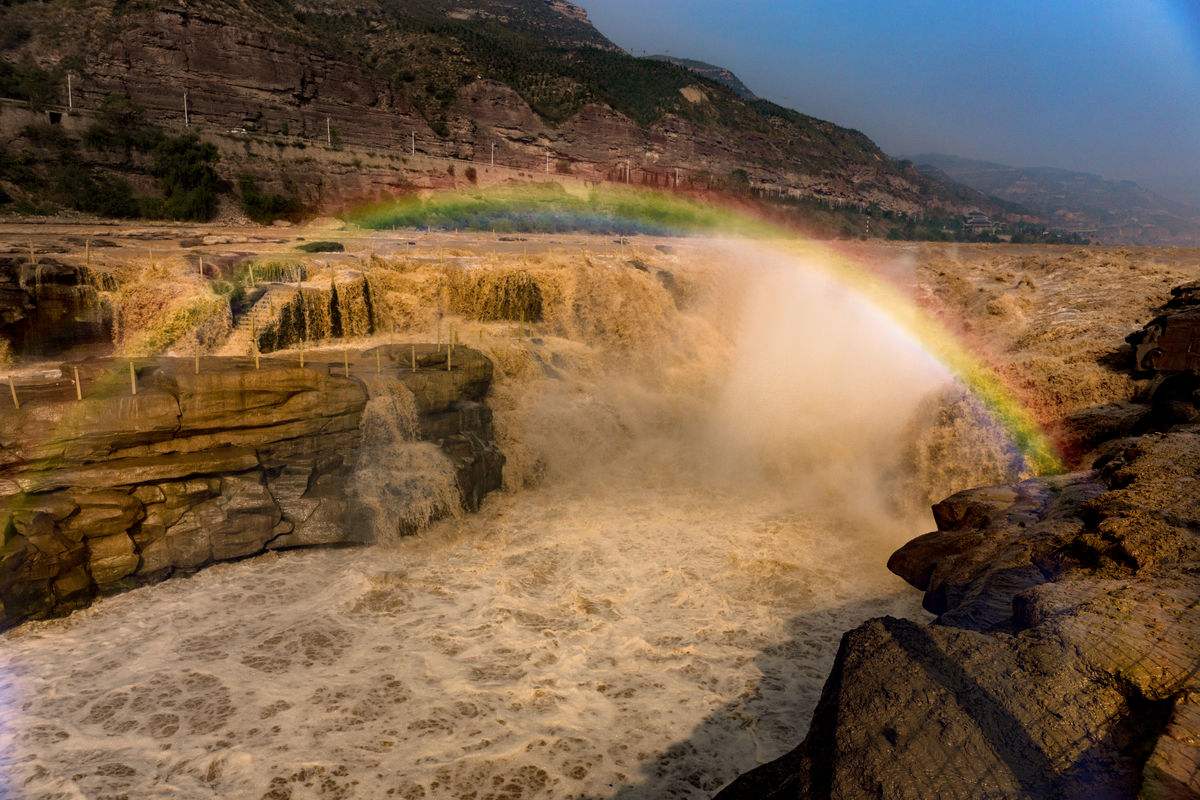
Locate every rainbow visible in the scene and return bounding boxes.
[348,183,1064,475]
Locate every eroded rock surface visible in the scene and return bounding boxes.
[717,291,1200,799]
[0,345,503,629]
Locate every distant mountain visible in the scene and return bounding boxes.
[0,0,997,223]
[912,153,1200,245]
[646,55,757,99]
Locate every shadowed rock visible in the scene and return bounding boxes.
[717,287,1200,799]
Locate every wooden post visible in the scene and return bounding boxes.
[28,242,36,266]
[343,348,349,377]
[491,141,495,168]
[73,365,82,400]
[129,361,137,395]
[84,239,91,266]
[194,352,200,374]
[410,131,415,156]
[254,350,260,370]
[410,344,416,372]
[183,91,189,126]
[376,349,381,374]
[299,347,305,368]
[326,116,332,147]
[248,263,255,285]
[447,342,452,371]
[8,377,18,410]
[67,72,73,111]
[198,257,203,278]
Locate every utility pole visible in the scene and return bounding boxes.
[183,91,189,126]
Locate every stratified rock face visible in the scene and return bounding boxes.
[717,291,1200,799]
[0,256,114,357]
[0,1,962,215]
[0,345,503,630]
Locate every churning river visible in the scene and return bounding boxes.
[1,242,968,799]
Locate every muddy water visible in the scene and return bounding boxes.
[0,468,922,799]
[0,244,955,798]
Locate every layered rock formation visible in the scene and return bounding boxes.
[717,290,1200,798]
[0,1,993,217]
[0,344,503,630]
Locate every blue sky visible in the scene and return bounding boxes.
[578,0,1200,205]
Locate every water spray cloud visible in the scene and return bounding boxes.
[348,184,1064,475]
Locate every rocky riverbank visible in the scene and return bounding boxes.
[717,285,1200,799]
[0,344,503,630]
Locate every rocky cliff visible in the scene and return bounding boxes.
[717,289,1200,798]
[0,344,503,630]
[0,0,990,217]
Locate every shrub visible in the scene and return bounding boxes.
[84,94,163,156]
[52,163,142,218]
[0,60,60,110]
[237,175,302,224]
[20,123,73,150]
[146,134,224,221]
[464,165,477,183]
[297,240,344,253]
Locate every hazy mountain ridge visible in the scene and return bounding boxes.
[913,153,1200,244]
[646,55,757,99]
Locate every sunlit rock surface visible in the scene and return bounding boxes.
[0,345,502,629]
[717,288,1200,799]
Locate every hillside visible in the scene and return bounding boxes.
[0,0,1005,226]
[913,153,1200,245]
[647,55,758,99]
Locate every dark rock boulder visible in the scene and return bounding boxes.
[718,287,1200,799]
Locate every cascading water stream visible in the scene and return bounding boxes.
[0,242,1026,799]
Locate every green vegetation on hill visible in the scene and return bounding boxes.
[0,96,225,220]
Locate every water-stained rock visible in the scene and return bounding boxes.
[0,345,503,629]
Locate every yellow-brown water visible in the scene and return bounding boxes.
[1,242,994,798]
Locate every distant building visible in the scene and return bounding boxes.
[963,209,998,235]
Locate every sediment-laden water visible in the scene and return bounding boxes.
[1,243,991,798]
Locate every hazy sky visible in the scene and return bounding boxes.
[578,0,1200,205]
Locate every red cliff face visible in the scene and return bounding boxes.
[1,0,978,217]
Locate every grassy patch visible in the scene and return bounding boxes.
[297,240,344,253]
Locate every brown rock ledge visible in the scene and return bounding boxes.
[717,290,1200,799]
[0,345,503,630]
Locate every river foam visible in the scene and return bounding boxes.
[1,241,983,798]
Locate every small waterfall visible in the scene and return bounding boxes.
[350,377,461,542]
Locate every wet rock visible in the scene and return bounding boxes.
[87,533,139,586]
[0,346,504,629]
[721,286,1200,799]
